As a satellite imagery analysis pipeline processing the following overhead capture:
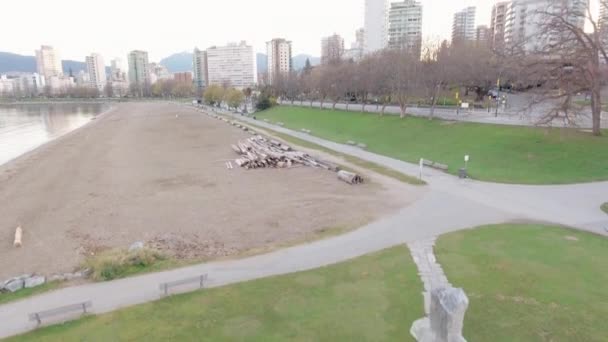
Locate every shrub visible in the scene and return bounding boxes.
[84,248,166,281]
[255,93,276,111]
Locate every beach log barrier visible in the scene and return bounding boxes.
[337,171,364,185]
[14,226,23,247]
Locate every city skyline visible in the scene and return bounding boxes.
[1,0,603,65]
[1,0,503,62]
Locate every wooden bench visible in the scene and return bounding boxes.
[159,274,208,297]
[28,301,92,326]
[422,159,449,172]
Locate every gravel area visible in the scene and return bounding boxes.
[0,103,419,279]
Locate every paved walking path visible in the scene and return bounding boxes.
[1,104,606,339]
[407,238,450,315]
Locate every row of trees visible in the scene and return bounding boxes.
[203,85,250,111]
[266,1,608,135]
[269,42,505,119]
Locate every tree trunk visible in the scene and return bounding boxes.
[399,103,407,119]
[332,101,337,110]
[346,102,350,111]
[430,85,441,120]
[590,54,602,136]
[381,103,387,116]
[309,99,313,108]
[320,99,325,109]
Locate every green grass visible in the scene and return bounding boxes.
[0,282,61,305]
[233,117,425,185]
[9,246,423,342]
[435,224,608,342]
[601,202,608,214]
[257,106,608,184]
[83,248,172,281]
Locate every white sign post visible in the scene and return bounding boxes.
[464,155,470,169]
[419,158,424,179]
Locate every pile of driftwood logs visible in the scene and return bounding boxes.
[232,136,336,170]
[230,136,364,185]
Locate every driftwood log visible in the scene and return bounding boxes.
[14,226,22,247]
[230,136,355,176]
[337,171,364,185]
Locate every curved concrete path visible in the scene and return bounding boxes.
[0,105,606,339]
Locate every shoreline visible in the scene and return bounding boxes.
[0,103,116,169]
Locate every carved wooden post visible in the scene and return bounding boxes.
[410,287,469,342]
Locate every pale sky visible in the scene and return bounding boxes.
[0,0,600,63]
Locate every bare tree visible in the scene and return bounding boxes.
[421,40,452,119]
[354,56,375,112]
[104,82,114,98]
[517,1,607,136]
[369,52,393,116]
[383,49,422,118]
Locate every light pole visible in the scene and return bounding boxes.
[495,78,500,117]
[560,64,574,125]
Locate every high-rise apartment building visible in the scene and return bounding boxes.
[452,7,477,45]
[206,41,256,89]
[173,72,193,84]
[110,58,127,82]
[35,45,63,79]
[193,48,208,94]
[148,63,171,84]
[266,38,292,85]
[364,0,388,54]
[86,53,106,91]
[504,0,588,53]
[388,0,423,58]
[321,34,345,64]
[127,50,150,87]
[476,25,491,48]
[355,28,365,49]
[491,2,509,51]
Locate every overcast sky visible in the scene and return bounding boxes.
[0,0,600,63]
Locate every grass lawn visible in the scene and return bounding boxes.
[0,282,61,306]
[257,106,608,184]
[601,203,608,214]
[8,247,423,342]
[435,224,608,342]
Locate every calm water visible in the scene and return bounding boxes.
[0,103,110,165]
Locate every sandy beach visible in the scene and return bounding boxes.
[0,102,418,279]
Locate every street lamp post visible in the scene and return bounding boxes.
[563,64,574,124]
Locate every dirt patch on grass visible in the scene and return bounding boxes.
[0,103,421,279]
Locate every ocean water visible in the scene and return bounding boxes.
[0,103,109,165]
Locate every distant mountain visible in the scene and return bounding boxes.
[160,52,193,73]
[292,54,320,70]
[62,60,87,75]
[0,52,36,73]
[256,53,267,74]
[255,53,320,73]
[0,51,109,75]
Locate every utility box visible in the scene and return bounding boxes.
[459,168,468,179]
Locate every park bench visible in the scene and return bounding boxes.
[28,301,92,326]
[422,159,449,172]
[159,274,208,297]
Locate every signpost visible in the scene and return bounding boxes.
[464,155,470,170]
[419,158,423,180]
